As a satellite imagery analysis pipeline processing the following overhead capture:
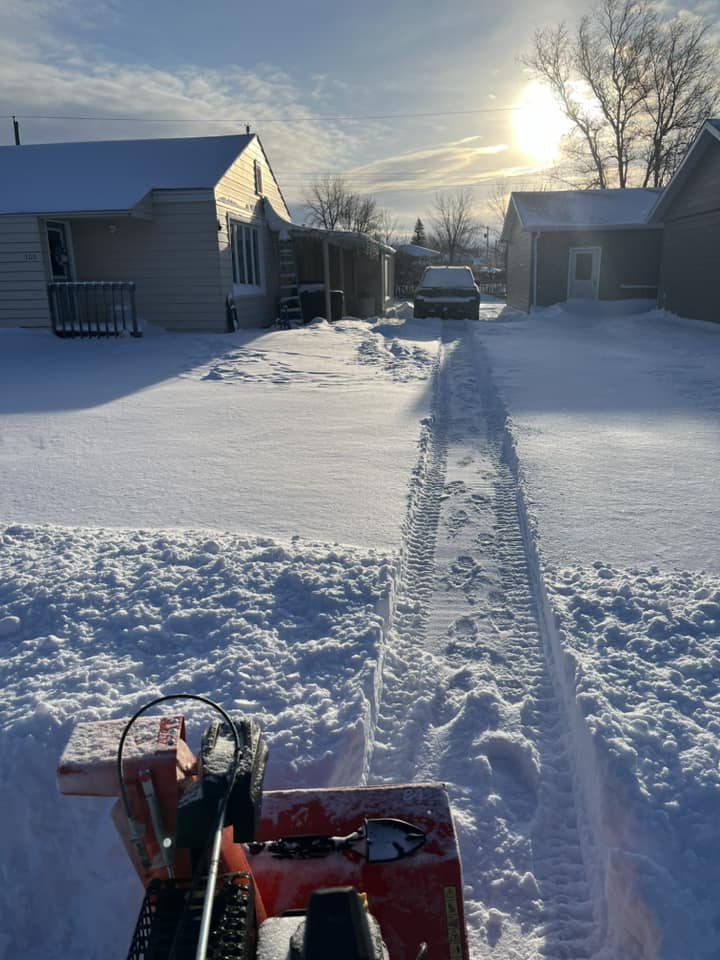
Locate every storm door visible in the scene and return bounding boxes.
[567,246,601,299]
[46,221,74,281]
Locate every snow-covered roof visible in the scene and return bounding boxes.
[396,243,441,259]
[263,197,395,254]
[508,188,663,233]
[0,134,254,215]
[648,118,720,223]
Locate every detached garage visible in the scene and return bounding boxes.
[501,189,663,312]
[649,119,720,324]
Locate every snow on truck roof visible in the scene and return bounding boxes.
[0,134,254,215]
[420,266,476,288]
[509,188,663,232]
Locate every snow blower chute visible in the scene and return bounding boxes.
[57,694,469,960]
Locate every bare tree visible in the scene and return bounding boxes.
[303,175,352,230]
[522,0,719,188]
[345,194,381,235]
[486,181,513,230]
[640,16,719,186]
[374,208,400,246]
[523,22,611,188]
[303,176,382,235]
[428,190,478,264]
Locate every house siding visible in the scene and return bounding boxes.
[214,138,288,329]
[504,213,533,311]
[536,229,661,306]
[655,137,720,324]
[69,194,225,331]
[661,138,720,222]
[0,215,51,327]
[659,213,720,323]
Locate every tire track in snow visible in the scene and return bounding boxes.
[367,322,608,959]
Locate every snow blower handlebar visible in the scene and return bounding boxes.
[116,694,245,960]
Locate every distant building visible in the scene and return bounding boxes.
[0,135,394,334]
[501,189,663,312]
[648,119,720,324]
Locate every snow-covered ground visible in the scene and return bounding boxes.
[1,301,718,959]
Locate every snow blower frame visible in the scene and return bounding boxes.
[57,694,469,960]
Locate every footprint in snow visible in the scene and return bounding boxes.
[480,734,540,821]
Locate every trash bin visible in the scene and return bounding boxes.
[299,287,344,323]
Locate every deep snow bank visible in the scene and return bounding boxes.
[546,564,720,957]
[0,524,395,959]
[478,306,720,958]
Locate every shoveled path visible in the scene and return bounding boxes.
[367,318,608,959]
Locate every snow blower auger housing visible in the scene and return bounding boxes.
[57,694,470,960]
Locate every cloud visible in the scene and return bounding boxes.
[0,0,547,231]
[335,137,514,195]
[0,26,362,179]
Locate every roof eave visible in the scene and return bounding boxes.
[0,206,150,220]
[522,222,663,232]
[648,119,720,223]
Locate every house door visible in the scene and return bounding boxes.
[567,247,601,299]
[46,221,74,281]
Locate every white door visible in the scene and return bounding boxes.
[567,246,601,299]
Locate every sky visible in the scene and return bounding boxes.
[0,0,716,233]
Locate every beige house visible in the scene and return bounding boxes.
[0,134,395,335]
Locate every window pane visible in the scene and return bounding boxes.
[575,252,593,282]
[251,229,260,286]
[244,228,253,284]
[240,232,246,283]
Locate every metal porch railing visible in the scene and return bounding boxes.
[48,281,140,338]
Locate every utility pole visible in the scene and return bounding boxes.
[12,116,20,145]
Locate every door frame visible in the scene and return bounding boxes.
[567,245,601,300]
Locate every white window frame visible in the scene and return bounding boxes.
[230,220,264,295]
[382,253,392,300]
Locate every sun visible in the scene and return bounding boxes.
[512,81,571,168]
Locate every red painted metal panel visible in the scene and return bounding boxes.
[252,784,469,960]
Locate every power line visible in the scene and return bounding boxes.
[0,105,518,125]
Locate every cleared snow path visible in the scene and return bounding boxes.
[368,322,607,959]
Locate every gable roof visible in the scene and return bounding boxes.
[0,134,255,216]
[505,188,663,236]
[647,119,720,223]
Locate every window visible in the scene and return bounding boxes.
[231,221,263,291]
[574,252,593,282]
[254,159,263,196]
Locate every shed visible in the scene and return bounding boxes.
[648,119,720,324]
[501,189,663,312]
[263,201,395,322]
[0,134,294,332]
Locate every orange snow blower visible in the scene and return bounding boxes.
[57,694,469,960]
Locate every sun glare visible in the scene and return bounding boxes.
[513,82,571,169]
